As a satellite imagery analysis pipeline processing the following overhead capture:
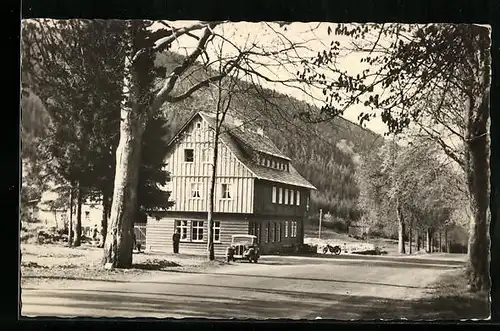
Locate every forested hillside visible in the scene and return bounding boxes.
[155,52,383,226]
[22,49,383,228]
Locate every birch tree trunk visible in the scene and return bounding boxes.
[426,228,431,253]
[73,183,83,247]
[207,129,219,261]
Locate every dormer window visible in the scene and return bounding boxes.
[196,121,202,129]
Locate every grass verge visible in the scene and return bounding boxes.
[20,243,230,287]
[408,267,490,320]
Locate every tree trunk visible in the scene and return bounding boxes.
[466,108,490,291]
[68,184,74,246]
[439,231,442,252]
[207,130,219,261]
[417,230,421,251]
[102,21,151,268]
[103,108,146,268]
[396,197,405,254]
[73,183,83,247]
[409,221,413,255]
[444,228,448,253]
[99,190,110,248]
[426,228,431,253]
[464,29,491,292]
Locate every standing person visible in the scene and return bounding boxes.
[172,229,181,254]
[92,224,98,245]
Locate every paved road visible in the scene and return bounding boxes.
[20,254,466,320]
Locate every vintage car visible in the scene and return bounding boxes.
[226,234,260,263]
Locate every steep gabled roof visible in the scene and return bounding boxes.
[167,111,316,190]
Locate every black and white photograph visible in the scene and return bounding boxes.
[20,19,492,320]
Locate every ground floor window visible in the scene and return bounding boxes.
[265,222,270,243]
[192,220,204,241]
[251,222,261,243]
[213,221,221,242]
[291,221,298,238]
[271,222,276,242]
[174,220,189,241]
[276,222,281,242]
[284,221,289,238]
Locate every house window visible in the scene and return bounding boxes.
[272,186,277,203]
[175,220,189,241]
[296,191,300,206]
[196,121,202,129]
[273,222,277,242]
[286,164,289,172]
[202,148,212,163]
[191,182,202,199]
[272,160,276,168]
[252,222,261,243]
[276,222,281,242]
[306,196,310,211]
[265,222,270,243]
[221,183,232,199]
[290,189,294,205]
[184,149,194,162]
[291,221,298,238]
[192,220,204,241]
[213,221,221,242]
[284,221,289,238]
[266,159,271,167]
[278,187,283,204]
[284,188,289,204]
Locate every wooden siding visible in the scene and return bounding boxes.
[253,179,311,217]
[146,213,250,257]
[163,117,254,214]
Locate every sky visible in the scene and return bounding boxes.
[152,20,389,135]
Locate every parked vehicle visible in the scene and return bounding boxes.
[323,244,342,255]
[226,234,260,263]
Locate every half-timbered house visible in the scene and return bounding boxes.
[146,111,316,256]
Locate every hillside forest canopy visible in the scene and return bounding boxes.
[21,20,491,292]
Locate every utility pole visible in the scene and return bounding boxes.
[318,208,323,239]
